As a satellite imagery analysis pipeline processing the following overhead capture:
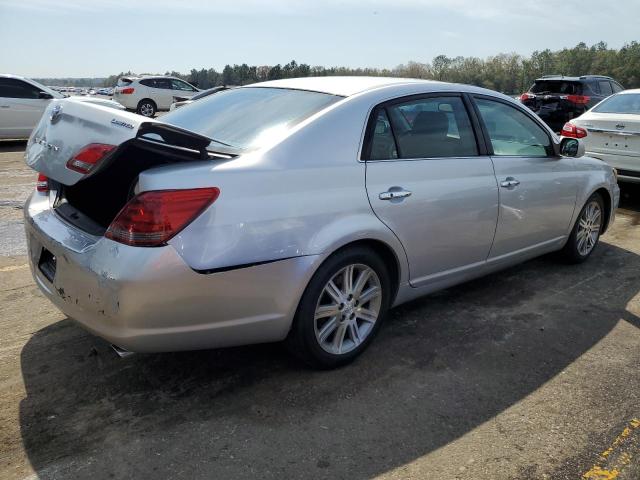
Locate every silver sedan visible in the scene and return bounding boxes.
[24,77,620,368]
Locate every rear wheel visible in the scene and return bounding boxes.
[137,99,156,117]
[286,246,391,369]
[560,192,604,263]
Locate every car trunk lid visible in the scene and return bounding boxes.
[26,99,155,186]
[578,114,640,160]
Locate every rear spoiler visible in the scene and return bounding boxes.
[135,122,233,160]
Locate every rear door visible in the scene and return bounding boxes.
[364,94,499,287]
[152,78,174,110]
[0,78,50,138]
[472,96,578,259]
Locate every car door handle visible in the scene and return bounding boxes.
[379,190,412,200]
[500,177,520,188]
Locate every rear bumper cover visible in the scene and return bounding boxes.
[24,192,320,352]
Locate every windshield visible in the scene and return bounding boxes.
[161,87,342,150]
[593,93,640,114]
[531,80,582,95]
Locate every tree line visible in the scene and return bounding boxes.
[40,41,640,93]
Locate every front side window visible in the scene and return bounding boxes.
[475,98,551,157]
[598,80,613,96]
[593,93,640,114]
[0,78,42,99]
[161,87,341,151]
[171,79,195,91]
[368,96,478,159]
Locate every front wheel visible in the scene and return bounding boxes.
[286,246,391,369]
[560,193,604,263]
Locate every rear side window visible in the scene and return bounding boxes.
[154,79,172,90]
[139,79,156,88]
[475,98,551,157]
[611,82,624,93]
[0,78,42,99]
[531,81,582,95]
[367,96,478,160]
[598,81,613,96]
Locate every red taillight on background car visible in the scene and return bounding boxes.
[36,173,49,192]
[66,143,116,174]
[520,92,535,101]
[120,87,135,94]
[565,94,590,105]
[105,188,220,247]
[561,122,588,139]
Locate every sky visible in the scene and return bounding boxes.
[0,0,638,78]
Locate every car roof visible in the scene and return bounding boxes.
[535,75,613,82]
[617,88,640,94]
[246,76,439,97]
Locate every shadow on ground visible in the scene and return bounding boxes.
[0,140,27,153]
[18,234,640,478]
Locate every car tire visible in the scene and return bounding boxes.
[560,192,604,264]
[285,246,391,369]
[136,99,156,117]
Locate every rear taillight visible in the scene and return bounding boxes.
[66,143,116,174]
[561,122,588,139]
[105,188,220,247]
[565,94,590,105]
[120,87,135,94]
[520,92,535,101]
[36,173,49,192]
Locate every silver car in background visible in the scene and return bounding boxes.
[24,77,619,368]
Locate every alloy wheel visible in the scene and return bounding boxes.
[576,200,602,256]
[314,263,382,355]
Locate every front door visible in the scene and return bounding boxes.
[364,94,499,287]
[472,96,579,259]
[0,78,49,138]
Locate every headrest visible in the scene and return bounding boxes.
[411,111,449,135]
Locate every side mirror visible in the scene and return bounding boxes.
[559,137,585,158]
[38,91,53,99]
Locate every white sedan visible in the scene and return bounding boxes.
[562,88,640,182]
[0,74,124,140]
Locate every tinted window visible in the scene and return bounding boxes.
[161,87,341,151]
[171,79,195,91]
[593,94,640,114]
[379,96,477,159]
[611,82,624,93]
[475,98,551,157]
[139,79,156,88]
[0,78,42,99]
[531,80,582,95]
[369,109,398,160]
[598,81,613,96]
[154,79,172,89]
[117,78,133,86]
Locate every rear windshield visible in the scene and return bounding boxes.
[530,81,582,95]
[593,93,640,114]
[161,87,342,151]
[117,78,133,86]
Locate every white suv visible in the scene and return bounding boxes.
[113,76,200,117]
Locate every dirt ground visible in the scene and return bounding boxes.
[1,140,639,480]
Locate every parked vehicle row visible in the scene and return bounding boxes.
[24,77,619,368]
[519,75,624,132]
[0,74,124,139]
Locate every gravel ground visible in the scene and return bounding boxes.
[0,140,639,480]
